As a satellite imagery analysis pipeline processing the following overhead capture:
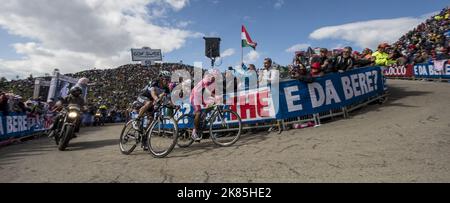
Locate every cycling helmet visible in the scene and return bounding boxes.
[159,71,171,78]
[69,86,83,97]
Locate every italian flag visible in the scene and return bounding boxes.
[242,25,257,50]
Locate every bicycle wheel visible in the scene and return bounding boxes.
[147,117,178,158]
[176,114,195,148]
[209,109,242,147]
[119,121,139,155]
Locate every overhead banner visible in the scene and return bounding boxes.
[413,62,450,79]
[131,48,162,61]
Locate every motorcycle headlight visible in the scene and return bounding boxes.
[95,113,101,116]
[68,112,78,118]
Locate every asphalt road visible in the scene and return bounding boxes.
[1,79,450,183]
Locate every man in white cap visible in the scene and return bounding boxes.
[77,77,89,100]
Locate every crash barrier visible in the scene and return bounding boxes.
[176,66,387,130]
[0,111,125,145]
[0,112,54,144]
[384,60,450,81]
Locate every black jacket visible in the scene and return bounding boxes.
[334,56,355,72]
[63,95,85,107]
[0,99,8,114]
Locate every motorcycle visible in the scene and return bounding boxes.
[93,110,105,126]
[55,104,81,151]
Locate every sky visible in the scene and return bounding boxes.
[0,0,448,79]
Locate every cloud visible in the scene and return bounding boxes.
[176,20,193,28]
[0,0,198,79]
[274,0,284,9]
[286,43,311,53]
[165,0,190,11]
[221,48,235,58]
[309,13,434,49]
[244,50,260,64]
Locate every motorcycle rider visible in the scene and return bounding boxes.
[97,104,108,123]
[99,104,108,116]
[48,86,86,138]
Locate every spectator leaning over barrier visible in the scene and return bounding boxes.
[0,91,8,114]
[291,63,313,83]
[352,51,363,68]
[372,43,390,66]
[292,58,306,70]
[13,95,27,113]
[319,48,336,74]
[352,51,361,60]
[310,59,324,78]
[393,46,407,65]
[319,48,332,70]
[414,50,431,64]
[293,51,309,70]
[290,56,308,78]
[435,46,450,60]
[332,49,343,58]
[357,48,374,67]
[362,48,374,61]
[334,46,355,72]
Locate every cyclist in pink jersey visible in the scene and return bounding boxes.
[190,70,220,141]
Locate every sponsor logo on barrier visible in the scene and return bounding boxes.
[277,68,384,119]
[384,65,413,77]
[0,113,53,140]
[308,80,342,108]
[231,87,275,121]
[6,115,28,134]
[341,71,379,100]
[414,63,450,79]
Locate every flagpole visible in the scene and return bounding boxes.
[241,25,244,67]
[241,43,244,67]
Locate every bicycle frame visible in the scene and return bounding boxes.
[200,105,228,132]
[147,104,180,134]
